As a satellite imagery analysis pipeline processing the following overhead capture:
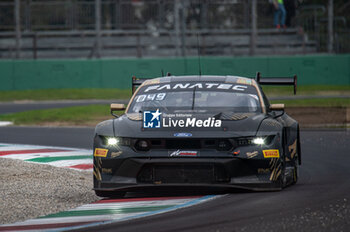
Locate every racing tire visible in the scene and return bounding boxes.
[95,190,125,198]
[279,161,286,189]
[279,131,287,189]
[291,160,299,185]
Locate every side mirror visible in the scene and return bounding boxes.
[269,104,285,118]
[269,104,285,111]
[110,103,126,118]
[110,103,126,111]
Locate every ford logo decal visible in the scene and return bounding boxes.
[174,133,192,137]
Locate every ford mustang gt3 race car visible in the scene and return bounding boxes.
[93,73,301,197]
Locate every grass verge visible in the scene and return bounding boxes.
[271,98,350,107]
[0,104,123,127]
[0,89,131,102]
[262,85,350,97]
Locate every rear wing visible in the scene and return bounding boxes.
[132,73,171,94]
[255,72,297,95]
[132,73,297,95]
[131,76,152,94]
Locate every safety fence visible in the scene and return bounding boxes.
[295,3,350,53]
[0,0,274,31]
[1,0,348,59]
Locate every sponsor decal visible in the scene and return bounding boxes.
[174,132,192,137]
[257,168,270,174]
[102,168,113,174]
[163,117,221,128]
[111,151,123,158]
[246,151,258,159]
[163,113,193,118]
[144,83,248,92]
[170,150,198,157]
[263,149,280,158]
[143,109,222,129]
[94,148,108,157]
[143,109,162,128]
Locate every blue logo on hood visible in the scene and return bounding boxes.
[143,109,162,128]
[174,133,192,137]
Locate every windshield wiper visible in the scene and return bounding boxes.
[212,112,223,119]
[191,87,196,110]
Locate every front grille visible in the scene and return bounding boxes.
[166,139,201,149]
[134,138,235,151]
[137,164,230,184]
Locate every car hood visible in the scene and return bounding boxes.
[112,112,268,138]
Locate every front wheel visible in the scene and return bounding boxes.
[279,160,286,189]
[291,160,299,185]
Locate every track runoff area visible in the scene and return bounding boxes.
[0,143,217,231]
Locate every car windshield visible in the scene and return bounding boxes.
[127,82,262,113]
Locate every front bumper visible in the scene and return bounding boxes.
[93,157,283,192]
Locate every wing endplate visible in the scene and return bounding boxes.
[255,72,297,95]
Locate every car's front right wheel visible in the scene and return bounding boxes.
[292,159,299,185]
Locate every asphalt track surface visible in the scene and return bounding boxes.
[0,126,349,231]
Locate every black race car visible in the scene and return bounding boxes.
[93,73,301,197]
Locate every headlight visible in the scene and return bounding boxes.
[252,137,265,145]
[237,135,275,146]
[107,137,119,146]
[100,136,131,147]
